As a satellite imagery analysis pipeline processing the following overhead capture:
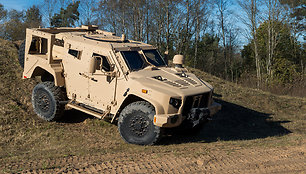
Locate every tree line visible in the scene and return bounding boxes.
[0,0,305,92]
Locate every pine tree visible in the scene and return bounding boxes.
[50,1,80,27]
[25,5,42,28]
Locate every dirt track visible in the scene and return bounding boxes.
[2,143,305,173]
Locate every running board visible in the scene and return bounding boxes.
[66,102,110,119]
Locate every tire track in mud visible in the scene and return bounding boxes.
[2,146,305,174]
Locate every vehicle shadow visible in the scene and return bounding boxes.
[57,109,94,123]
[160,98,292,145]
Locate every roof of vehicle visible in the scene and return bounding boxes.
[28,25,154,50]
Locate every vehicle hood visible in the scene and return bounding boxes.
[128,66,213,97]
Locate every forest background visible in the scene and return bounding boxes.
[0,0,305,97]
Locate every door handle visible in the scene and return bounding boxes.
[90,77,98,82]
[79,73,98,82]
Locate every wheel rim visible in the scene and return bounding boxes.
[129,114,150,137]
[35,90,51,113]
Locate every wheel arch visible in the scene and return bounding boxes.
[29,66,65,87]
[115,94,165,118]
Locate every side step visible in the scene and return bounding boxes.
[66,101,110,119]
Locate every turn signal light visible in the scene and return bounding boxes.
[142,89,148,94]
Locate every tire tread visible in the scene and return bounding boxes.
[32,82,65,121]
[118,101,162,145]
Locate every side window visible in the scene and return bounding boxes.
[29,38,39,53]
[93,53,111,72]
[68,49,82,59]
[28,37,48,55]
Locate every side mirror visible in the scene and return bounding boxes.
[92,55,103,72]
[88,56,101,73]
[164,50,169,65]
[173,55,184,68]
[91,55,117,77]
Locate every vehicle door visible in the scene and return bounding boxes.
[62,47,89,104]
[87,53,117,110]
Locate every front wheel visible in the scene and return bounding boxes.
[118,101,162,145]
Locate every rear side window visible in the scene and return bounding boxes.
[121,51,144,71]
[28,37,48,55]
[68,49,81,59]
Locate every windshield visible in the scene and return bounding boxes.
[143,50,166,67]
[121,51,145,71]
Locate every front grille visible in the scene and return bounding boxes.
[182,92,211,116]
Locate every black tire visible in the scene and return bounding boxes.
[118,101,162,145]
[32,82,65,121]
[18,41,25,69]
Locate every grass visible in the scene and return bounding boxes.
[0,38,305,169]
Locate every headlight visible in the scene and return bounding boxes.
[169,97,182,109]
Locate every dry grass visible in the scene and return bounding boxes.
[238,73,306,98]
[0,39,305,171]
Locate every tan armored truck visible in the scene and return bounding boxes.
[19,25,221,145]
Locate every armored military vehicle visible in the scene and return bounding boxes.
[19,25,221,145]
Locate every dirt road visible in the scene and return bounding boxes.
[2,142,305,173]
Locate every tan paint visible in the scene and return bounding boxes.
[22,25,221,128]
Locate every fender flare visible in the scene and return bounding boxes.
[116,94,165,116]
[29,65,65,87]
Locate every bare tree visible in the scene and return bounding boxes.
[79,0,97,25]
[216,0,233,79]
[96,0,120,33]
[264,0,286,80]
[40,0,58,26]
[237,0,262,87]
[193,0,212,68]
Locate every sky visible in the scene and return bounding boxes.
[0,0,40,11]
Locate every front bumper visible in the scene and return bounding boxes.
[187,102,221,127]
[153,102,221,128]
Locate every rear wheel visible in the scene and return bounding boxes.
[32,82,65,121]
[118,101,162,145]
